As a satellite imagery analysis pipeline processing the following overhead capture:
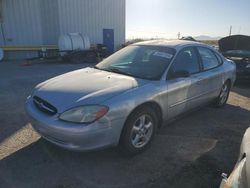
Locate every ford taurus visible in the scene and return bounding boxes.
[26,40,236,154]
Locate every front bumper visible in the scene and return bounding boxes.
[26,97,125,151]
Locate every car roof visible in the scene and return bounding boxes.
[133,40,210,50]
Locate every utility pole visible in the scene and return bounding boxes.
[229,26,232,36]
[177,32,180,39]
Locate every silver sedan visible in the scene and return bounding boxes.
[26,40,236,154]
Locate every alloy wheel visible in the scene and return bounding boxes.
[219,83,229,105]
[130,114,154,148]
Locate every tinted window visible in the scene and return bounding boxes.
[168,47,200,78]
[96,45,176,80]
[197,47,220,70]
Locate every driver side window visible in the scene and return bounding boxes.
[167,47,200,79]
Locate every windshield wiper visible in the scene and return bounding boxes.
[94,66,134,77]
[108,68,133,77]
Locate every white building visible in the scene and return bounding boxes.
[0,0,126,59]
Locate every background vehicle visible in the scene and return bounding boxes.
[219,35,250,80]
[26,40,236,154]
[220,127,250,188]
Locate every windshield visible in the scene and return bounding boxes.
[95,45,176,80]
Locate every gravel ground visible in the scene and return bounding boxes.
[0,61,249,188]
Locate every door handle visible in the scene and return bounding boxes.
[196,77,203,85]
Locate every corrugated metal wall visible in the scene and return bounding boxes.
[0,0,5,45]
[1,0,125,59]
[58,0,125,49]
[2,0,43,45]
[39,0,60,45]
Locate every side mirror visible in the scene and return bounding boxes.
[173,70,190,78]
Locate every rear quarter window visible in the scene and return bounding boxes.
[213,52,223,65]
[197,47,220,70]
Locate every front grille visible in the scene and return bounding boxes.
[33,96,57,115]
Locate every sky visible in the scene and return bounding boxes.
[126,0,250,39]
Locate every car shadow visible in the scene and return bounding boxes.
[0,104,250,188]
[155,103,250,188]
[156,137,240,188]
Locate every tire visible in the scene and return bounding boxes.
[214,81,231,107]
[120,106,158,155]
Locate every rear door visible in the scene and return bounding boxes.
[195,47,224,102]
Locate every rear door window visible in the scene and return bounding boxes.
[197,47,220,70]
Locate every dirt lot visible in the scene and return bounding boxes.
[0,61,250,188]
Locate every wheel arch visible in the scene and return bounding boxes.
[124,101,163,129]
[224,78,232,88]
[118,101,163,145]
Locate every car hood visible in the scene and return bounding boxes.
[33,67,148,113]
[219,35,250,57]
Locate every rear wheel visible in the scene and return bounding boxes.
[120,106,158,155]
[215,81,231,107]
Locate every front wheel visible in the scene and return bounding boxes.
[215,81,231,107]
[120,106,158,155]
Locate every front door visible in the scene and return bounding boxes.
[166,78,192,119]
[103,29,114,54]
[166,47,202,119]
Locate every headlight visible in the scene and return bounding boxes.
[59,105,108,123]
[221,157,246,188]
[246,64,250,68]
